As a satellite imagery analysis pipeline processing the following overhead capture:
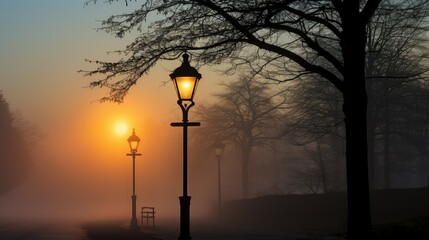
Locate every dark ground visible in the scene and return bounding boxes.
[371,217,429,240]
[82,220,163,240]
[80,217,429,240]
[223,188,429,236]
[3,188,427,239]
[82,188,429,239]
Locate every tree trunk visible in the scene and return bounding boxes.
[330,104,344,191]
[317,140,329,193]
[426,151,429,188]
[342,3,372,238]
[366,68,376,191]
[367,117,376,190]
[383,85,391,189]
[342,91,372,239]
[241,146,250,199]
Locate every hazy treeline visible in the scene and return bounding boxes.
[0,92,36,196]
[191,1,429,197]
[193,70,429,197]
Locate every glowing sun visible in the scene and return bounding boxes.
[114,122,128,136]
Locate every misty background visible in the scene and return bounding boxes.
[0,0,253,224]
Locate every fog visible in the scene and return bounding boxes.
[0,67,246,225]
[0,0,242,221]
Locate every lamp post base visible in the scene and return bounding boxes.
[130,218,140,232]
[178,196,191,240]
[130,195,140,232]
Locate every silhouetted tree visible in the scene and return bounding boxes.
[0,92,32,195]
[195,76,286,198]
[391,97,429,188]
[82,1,389,238]
[365,1,429,189]
[288,139,340,194]
[286,76,345,192]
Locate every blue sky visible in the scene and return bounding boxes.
[0,0,222,127]
[0,1,132,111]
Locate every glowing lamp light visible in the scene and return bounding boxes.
[127,128,140,153]
[214,142,225,158]
[170,53,202,102]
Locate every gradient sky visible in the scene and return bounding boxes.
[0,0,235,222]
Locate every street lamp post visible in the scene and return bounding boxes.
[170,52,202,240]
[126,129,142,232]
[213,142,225,220]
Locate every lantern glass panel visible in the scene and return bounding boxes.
[175,76,198,100]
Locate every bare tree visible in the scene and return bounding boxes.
[284,75,346,192]
[281,0,429,192]
[365,1,429,189]
[195,75,286,198]
[289,139,339,194]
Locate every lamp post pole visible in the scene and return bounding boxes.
[216,154,221,217]
[213,142,225,220]
[170,52,202,240]
[172,101,200,240]
[126,129,142,232]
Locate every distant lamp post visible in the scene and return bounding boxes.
[126,129,142,232]
[213,142,225,219]
[170,52,202,240]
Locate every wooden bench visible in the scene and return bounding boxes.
[140,207,156,228]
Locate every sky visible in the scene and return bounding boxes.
[0,0,237,222]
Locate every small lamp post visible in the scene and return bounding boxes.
[213,142,225,219]
[126,129,142,232]
[170,52,202,240]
